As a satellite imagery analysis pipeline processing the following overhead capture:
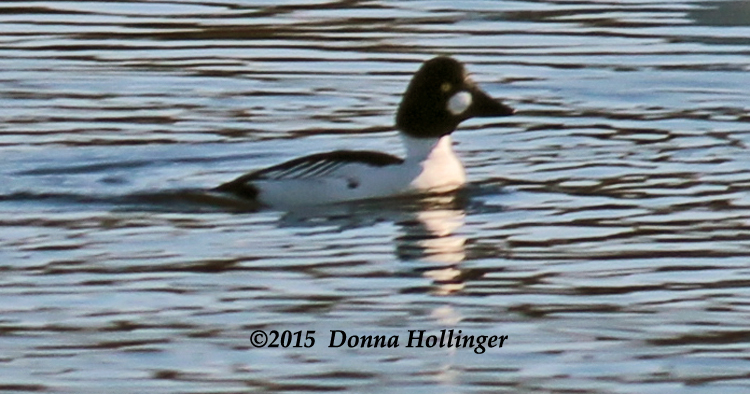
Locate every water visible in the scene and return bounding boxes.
[2,0,750,393]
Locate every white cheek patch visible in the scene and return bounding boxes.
[447,91,472,115]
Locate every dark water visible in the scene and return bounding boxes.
[2,1,750,393]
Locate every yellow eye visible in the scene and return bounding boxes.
[440,82,452,93]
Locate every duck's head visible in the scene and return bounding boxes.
[396,56,514,138]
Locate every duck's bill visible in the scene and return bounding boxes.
[468,87,515,117]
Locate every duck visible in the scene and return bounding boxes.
[214,56,514,207]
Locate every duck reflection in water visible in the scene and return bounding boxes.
[278,190,486,296]
[394,196,469,295]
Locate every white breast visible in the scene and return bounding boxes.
[404,135,466,192]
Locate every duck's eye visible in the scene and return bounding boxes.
[440,82,452,93]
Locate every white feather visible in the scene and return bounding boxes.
[447,91,472,115]
[253,135,465,207]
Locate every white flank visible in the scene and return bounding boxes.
[254,135,466,207]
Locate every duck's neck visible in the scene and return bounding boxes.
[402,134,456,163]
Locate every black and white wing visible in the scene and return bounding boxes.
[215,150,403,199]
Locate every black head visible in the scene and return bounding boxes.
[396,56,514,138]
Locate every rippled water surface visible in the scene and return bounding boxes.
[2,0,750,393]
